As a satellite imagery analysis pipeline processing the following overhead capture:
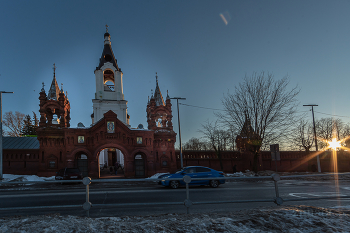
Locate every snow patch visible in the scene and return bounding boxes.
[0,206,349,232]
[2,174,55,182]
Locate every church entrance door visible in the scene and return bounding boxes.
[135,154,145,177]
[76,154,88,177]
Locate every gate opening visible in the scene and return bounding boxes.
[98,148,125,178]
[135,154,145,177]
[76,153,88,177]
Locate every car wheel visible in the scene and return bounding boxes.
[210,180,219,188]
[170,180,180,189]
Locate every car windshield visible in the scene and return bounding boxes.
[175,168,196,174]
[66,168,80,173]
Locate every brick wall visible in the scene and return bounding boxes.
[176,150,350,173]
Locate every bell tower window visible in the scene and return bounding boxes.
[103,70,115,92]
[104,54,112,62]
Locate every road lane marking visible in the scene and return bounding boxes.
[289,192,349,198]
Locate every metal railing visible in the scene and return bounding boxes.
[1,172,350,217]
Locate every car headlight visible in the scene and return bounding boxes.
[161,175,171,181]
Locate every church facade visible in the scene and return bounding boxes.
[4,29,177,178]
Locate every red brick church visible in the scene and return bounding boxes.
[3,29,177,178]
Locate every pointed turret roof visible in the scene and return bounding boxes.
[47,63,60,100]
[240,117,254,138]
[153,73,165,106]
[96,27,121,71]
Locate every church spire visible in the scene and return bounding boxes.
[47,63,60,100]
[96,27,120,71]
[153,72,165,106]
[104,24,111,45]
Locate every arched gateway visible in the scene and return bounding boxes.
[35,29,177,178]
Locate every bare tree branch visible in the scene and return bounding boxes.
[199,121,233,170]
[291,119,314,152]
[3,111,25,137]
[217,72,300,147]
[216,72,300,172]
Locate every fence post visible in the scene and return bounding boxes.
[272,173,283,205]
[183,175,192,214]
[82,177,92,217]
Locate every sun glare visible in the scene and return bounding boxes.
[328,138,341,150]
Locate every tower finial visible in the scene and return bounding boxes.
[61,83,64,93]
[156,72,158,85]
[105,24,109,32]
[41,82,45,92]
[53,63,56,77]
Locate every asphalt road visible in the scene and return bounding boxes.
[1,179,350,218]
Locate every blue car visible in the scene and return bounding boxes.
[160,166,225,189]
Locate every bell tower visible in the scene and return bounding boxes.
[146,73,173,131]
[38,64,70,128]
[147,73,177,172]
[92,26,129,125]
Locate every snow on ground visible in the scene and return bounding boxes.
[2,174,55,182]
[0,205,349,232]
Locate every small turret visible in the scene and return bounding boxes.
[47,63,60,100]
[38,64,70,128]
[146,73,173,130]
[153,72,165,106]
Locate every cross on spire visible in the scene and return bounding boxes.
[53,63,57,77]
[105,24,109,32]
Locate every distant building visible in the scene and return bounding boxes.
[235,117,261,152]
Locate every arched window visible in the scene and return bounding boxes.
[103,70,115,91]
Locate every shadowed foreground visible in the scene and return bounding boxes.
[0,205,349,232]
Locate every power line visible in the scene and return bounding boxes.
[179,103,350,119]
[179,103,223,111]
[314,111,350,119]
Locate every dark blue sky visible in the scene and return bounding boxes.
[1,0,350,144]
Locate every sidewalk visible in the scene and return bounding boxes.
[99,166,125,179]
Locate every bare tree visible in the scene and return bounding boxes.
[199,121,232,171]
[3,111,25,136]
[316,117,348,150]
[182,137,211,151]
[342,123,350,149]
[292,119,314,152]
[217,72,300,172]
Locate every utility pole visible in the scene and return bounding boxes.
[0,91,14,180]
[170,97,186,169]
[303,104,321,172]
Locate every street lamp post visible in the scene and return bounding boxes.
[303,104,321,172]
[170,97,186,169]
[0,91,13,180]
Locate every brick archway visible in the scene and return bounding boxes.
[93,144,129,178]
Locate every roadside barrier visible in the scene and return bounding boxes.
[1,173,350,217]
